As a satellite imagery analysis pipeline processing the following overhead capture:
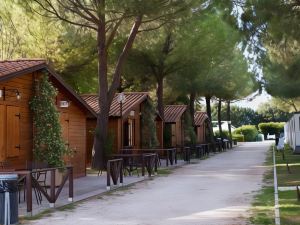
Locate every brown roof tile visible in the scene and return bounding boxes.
[0,59,46,80]
[164,105,187,123]
[0,59,96,118]
[82,92,149,117]
[194,111,209,126]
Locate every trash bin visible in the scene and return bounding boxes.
[0,174,18,225]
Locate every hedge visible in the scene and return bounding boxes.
[233,125,258,142]
[232,134,244,142]
[214,130,230,139]
[258,122,285,138]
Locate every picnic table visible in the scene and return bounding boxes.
[120,148,177,167]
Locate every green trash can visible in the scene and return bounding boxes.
[0,174,18,225]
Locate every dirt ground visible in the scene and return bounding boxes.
[26,142,270,225]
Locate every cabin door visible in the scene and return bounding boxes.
[6,106,20,158]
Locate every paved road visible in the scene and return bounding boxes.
[27,142,270,225]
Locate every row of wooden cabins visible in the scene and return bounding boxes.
[0,59,210,178]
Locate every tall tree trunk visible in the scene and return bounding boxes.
[92,14,108,170]
[92,15,142,170]
[156,76,164,120]
[217,98,223,140]
[205,96,212,121]
[226,100,232,140]
[189,91,196,126]
[205,95,216,152]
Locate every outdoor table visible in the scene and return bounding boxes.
[120,149,177,167]
[111,154,143,176]
[196,143,210,157]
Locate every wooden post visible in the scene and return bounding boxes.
[26,172,32,215]
[142,156,145,177]
[68,167,73,202]
[119,161,123,186]
[106,161,111,190]
[50,169,55,208]
[174,148,177,164]
[154,155,158,175]
[166,150,169,167]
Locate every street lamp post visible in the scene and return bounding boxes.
[117,93,126,149]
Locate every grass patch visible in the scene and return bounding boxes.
[21,209,54,221]
[279,190,300,225]
[157,168,172,176]
[249,186,275,225]
[248,146,275,225]
[250,145,300,225]
[58,203,77,211]
[275,146,300,187]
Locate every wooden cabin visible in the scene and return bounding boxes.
[0,59,96,178]
[164,105,187,147]
[194,111,209,144]
[82,92,164,166]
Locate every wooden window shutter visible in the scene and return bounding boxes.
[6,106,20,157]
[0,105,5,160]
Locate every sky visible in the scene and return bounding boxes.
[233,91,272,110]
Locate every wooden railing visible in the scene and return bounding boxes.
[183,147,191,163]
[0,166,73,215]
[31,166,73,208]
[142,153,158,177]
[120,148,177,167]
[106,159,123,190]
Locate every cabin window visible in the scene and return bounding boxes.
[6,106,20,157]
[124,119,135,147]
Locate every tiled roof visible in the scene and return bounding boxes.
[0,59,96,117]
[194,111,209,126]
[0,59,46,80]
[82,92,149,117]
[164,105,187,123]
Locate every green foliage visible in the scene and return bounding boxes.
[214,130,230,139]
[258,122,285,136]
[212,105,261,127]
[29,74,69,167]
[141,100,159,148]
[232,134,244,142]
[242,0,300,99]
[183,112,196,145]
[257,102,291,122]
[233,125,258,142]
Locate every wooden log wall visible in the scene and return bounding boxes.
[0,72,87,178]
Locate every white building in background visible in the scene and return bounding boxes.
[212,121,236,133]
[285,113,300,153]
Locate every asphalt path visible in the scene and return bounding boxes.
[27,142,271,225]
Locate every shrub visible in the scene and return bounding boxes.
[232,134,244,142]
[233,125,258,142]
[258,122,285,138]
[214,130,230,139]
[30,74,70,167]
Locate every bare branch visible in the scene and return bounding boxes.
[106,16,124,48]
[31,0,98,30]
